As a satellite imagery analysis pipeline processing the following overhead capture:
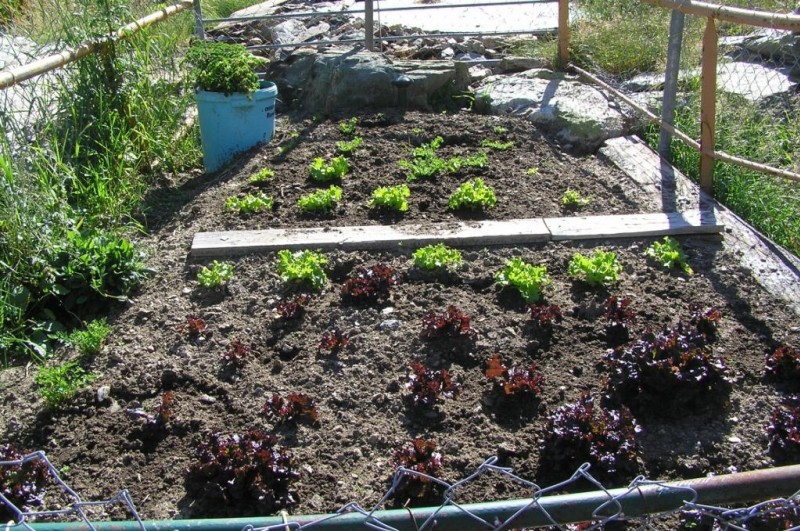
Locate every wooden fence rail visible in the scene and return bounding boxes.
[0,0,193,91]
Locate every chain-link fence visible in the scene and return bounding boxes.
[4,451,800,530]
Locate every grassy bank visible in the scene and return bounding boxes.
[0,0,207,363]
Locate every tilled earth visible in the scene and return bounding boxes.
[1,111,798,524]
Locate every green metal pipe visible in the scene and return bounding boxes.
[30,465,800,531]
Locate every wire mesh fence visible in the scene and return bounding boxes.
[3,450,800,530]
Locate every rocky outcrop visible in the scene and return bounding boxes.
[473,69,630,152]
[268,47,462,113]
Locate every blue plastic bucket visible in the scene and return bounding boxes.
[195,81,278,173]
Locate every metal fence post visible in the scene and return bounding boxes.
[558,0,569,67]
[365,0,374,51]
[699,16,717,194]
[659,10,685,160]
[193,0,205,40]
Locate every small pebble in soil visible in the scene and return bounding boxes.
[96,385,111,403]
[381,307,394,315]
[379,319,401,331]
[727,436,742,444]
[199,394,216,404]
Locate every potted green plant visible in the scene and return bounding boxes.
[185,41,278,173]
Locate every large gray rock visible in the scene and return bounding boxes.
[474,69,628,152]
[268,48,461,113]
[718,61,797,102]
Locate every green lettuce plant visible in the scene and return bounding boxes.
[277,250,328,290]
[448,178,497,210]
[413,244,462,270]
[370,184,410,212]
[309,156,349,182]
[645,236,693,275]
[561,189,592,208]
[495,258,551,303]
[568,250,621,286]
[225,193,273,214]
[298,186,342,214]
[336,137,363,156]
[197,260,234,288]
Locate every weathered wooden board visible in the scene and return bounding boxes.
[600,135,716,213]
[191,218,551,257]
[544,210,723,241]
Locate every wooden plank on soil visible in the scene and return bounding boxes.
[600,135,716,213]
[544,210,724,240]
[191,218,551,257]
[601,135,800,318]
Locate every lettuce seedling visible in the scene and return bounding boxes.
[318,327,349,352]
[604,295,636,343]
[151,391,175,428]
[297,185,342,214]
[495,258,551,303]
[688,302,722,341]
[197,260,234,289]
[412,243,462,271]
[263,393,319,425]
[275,294,310,321]
[341,263,400,303]
[309,155,349,182]
[421,305,477,339]
[480,139,514,151]
[765,345,800,391]
[561,188,592,208]
[768,400,800,463]
[485,354,544,399]
[338,117,358,136]
[248,168,275,184]
[0,444,52,522]
[184,430,299,516]
[645,236,693,275]
[398,136,446,181]
[370,184,410,212]
[405,361,460,407]
[336,136,363,156]
[178,314,207,341]
[277,250,328,290]
[225,193,273,215]
[541,392,640,481]
[390,439,444,504]
[568,250,621,286]
[222,340,250,368]
[604,317,731,416]
[448,178,497,210]
[529,304,563,327]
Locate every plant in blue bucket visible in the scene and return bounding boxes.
[185,41,278,173]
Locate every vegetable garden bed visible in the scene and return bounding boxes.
[1,111,798,524]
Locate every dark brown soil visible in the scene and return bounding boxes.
[1,111,798,523]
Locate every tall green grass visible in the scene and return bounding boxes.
[0,0,206,363]
[644,92,800,255]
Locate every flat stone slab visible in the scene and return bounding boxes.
[191,211,720,257]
